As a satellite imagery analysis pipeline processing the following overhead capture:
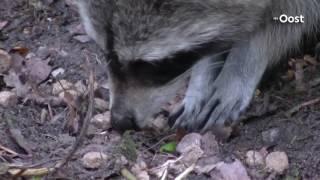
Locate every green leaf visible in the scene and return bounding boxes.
[31,176,42,180]
[160,142,177,153]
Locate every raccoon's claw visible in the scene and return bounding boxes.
[171,77,253,132]
[169,99,206,132]
[195,79,252,132]
[168,105,184,127]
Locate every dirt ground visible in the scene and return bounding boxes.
[1,1,320,180]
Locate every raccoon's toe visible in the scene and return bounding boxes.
[169,105,196,131]
[193,80,253,132]
[169,100,205,132]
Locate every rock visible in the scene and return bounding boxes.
[181,146,204,165]
[52,80,74,95]
[0,91,17,107]
[74,80,87,95]
[195,156,221,174]
[211,159,250,180]
[265,151,289,174]
[91,111,111,130]
[36,46,51,59]
[246,150,265,166]
[176,133,202,154]
[51,68,65,78]
[25,52,36,60]
[262,128,280,145]
[131,159,150,180]
[73,35,91,43]
[82,152,108,169]
[177,133,204,165]
[94,98,109,112]
[201,132,220,156]
[25,57,52,84]
[115,155,129,166]
[0,49,12,74]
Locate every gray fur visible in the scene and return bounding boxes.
[77,0,320,132]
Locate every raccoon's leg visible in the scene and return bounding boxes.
[173,24,302,132]
[195,26,303,132]
[169,55,224,129]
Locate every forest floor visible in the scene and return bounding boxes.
[1,1,320,179]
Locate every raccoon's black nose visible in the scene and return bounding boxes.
[110,111,139,131]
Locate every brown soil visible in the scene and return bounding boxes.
[1,1,320,179]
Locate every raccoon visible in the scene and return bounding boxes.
[77,0,320,132]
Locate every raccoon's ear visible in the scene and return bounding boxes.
[77,0,114,51]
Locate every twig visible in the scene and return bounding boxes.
[174,164,195,180]
[286,97,320,117]
[52,51,95,171]
[143,134,176,153]
[0,144,19,157]
[121,168,137,180]
[160,168,168,180]
[9,167,54,177]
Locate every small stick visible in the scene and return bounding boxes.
[52,52,95,172]
[0,144,19,156]
[286,97,320,116]
[174,164,195,180]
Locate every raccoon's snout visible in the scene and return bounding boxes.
[110,110,139,131]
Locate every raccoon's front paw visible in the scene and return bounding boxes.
[168,97,204,131]
[196,78,254,132]
[170,77,254,132]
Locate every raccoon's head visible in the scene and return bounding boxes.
[77,0,269,131]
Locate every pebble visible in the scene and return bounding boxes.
[82,152,108,169]
[51,68,65,78]
[52,80,74,95]
[91,111,111,130]
[177,133,202,154]
[245,150,265,166]
[0,91,17,107]
[36,46,51,59]
[73,35,91,43]
[94,98,109,112]
[266,151,289,174]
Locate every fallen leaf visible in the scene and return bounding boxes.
[160,142,177,153]
[25,58,52,84]
[10,46,29,57]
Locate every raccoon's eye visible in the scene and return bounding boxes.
[128,51,200,85]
